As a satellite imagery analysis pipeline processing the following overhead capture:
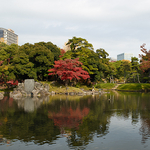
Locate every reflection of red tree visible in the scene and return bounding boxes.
[0,96,14,111]
[48,107,89,130]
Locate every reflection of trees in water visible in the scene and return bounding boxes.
[0,111,60,145]
[139,97,150,144]
[139,118,150,143]
[0,94,112,148]
[112,92,150,144]
[1,92,150,148]
[48,106,90,150]
[47,95,112,149]
[48,107,90,130]
[0,96,61,145]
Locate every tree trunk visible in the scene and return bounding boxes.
[65,79,69,87]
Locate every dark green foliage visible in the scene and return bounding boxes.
[12,50,36,80]
[34,42,61,61]
[0,41,60,82]
[0,43,18,85]
[29,44,54,80]
[66,36,94,52]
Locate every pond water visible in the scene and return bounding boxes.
[0,91,150,150]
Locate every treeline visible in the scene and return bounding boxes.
[0,37,149,86]
[0,42,60,85]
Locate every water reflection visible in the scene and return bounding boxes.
[0,92,150,149]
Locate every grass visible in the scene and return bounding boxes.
[117,83,150,91]
[1,81,149,94]
[94,83,117,89]
[49,86,84,93]
[41,81,99,93]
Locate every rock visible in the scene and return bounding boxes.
[44,83,50,91]
[77,92,84,96]
[17,83,24,91]
[32,89,40,97]
[24,79,35,93]
[69,92,75,95]
[21,91,28,97]
[86,91,93,95]
[0,92,4,100]
[9,80,51,98]
[51,91,55,95]
[35,82,43,89]
[10,91,22,99]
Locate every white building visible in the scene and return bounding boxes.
[109,57,117,62]
[117,53,133,61]
[0,27,18,45]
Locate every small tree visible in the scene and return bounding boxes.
[48,58,90,86]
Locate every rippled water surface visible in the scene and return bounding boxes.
[0,91,150,150]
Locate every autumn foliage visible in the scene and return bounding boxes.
[48,58,90,84]
[139,44,150,73]
[59,49,66,58]
[48,107,89,130]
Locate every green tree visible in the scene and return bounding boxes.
[29,43,54,80]
[131,57,140,83]
[12,50,36,80]
[17,42,59,81]
[35,42,61,61]
[62,37,112,82]
[0,44,18,87]
[66,36,94,52]
[120,60,132,83]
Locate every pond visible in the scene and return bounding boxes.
[0,91,150,150]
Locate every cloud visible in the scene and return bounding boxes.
[1,0,150,59]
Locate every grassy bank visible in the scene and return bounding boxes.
[94,83,117,89]
[41,81,98,93]
[117,83,150,92]
[1,82,149,94]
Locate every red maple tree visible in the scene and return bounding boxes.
[59,49,66,58]
[48,58,90,85]
[139,44,150,73]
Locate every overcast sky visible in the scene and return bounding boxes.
[1,0,150,59]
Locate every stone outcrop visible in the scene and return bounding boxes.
[10,80,51,99]
[8,79,106,99]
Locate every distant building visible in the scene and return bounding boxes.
[63,42,71,52]
[0,27,18,45]
[109,57,117,62]
[117,53,133,61]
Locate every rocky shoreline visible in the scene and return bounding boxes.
[0,81,104,100]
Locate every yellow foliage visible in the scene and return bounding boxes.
[121,59,131,63]
[4,117,8,123]
[4,66,8,70]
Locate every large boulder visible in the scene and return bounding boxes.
[24,79,35,93]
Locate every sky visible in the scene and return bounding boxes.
[1,0,150,59]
